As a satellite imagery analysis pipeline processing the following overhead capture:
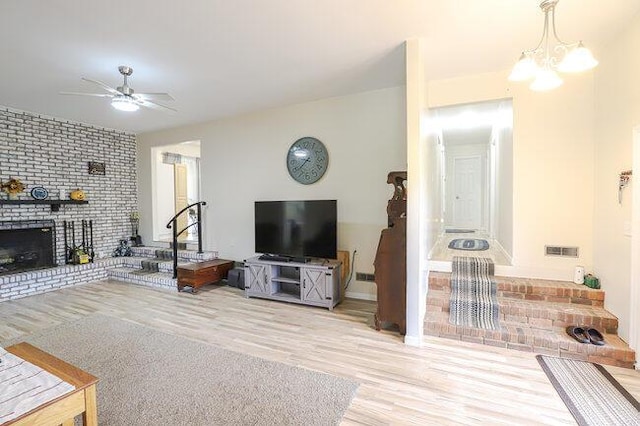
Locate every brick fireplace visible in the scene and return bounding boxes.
[0,220,56,275]
[0,106,138,299]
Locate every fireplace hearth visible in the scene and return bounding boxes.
[0,220,56,275]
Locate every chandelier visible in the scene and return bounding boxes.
[509,0,598,91]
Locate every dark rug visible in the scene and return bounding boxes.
[445,229,476,234]
[448,238,489,251]
[3,315,359,425]
[449,257,499,330]
[536,355,639,425]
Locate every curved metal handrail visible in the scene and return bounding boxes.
[166,201,207,279]
[166,201,207,229]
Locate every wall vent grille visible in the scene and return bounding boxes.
[356,272,376,282]
[545,246,579,257]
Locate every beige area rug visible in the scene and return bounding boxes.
[2,315,358,425]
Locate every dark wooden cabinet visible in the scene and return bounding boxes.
[177,259,234,292]
[373,171,407,335]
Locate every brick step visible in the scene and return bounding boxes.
[107,267,176,290]
[129,246,218,262]
[120,257,191,274]
[429,272,604,307]
[423,310,635,368]
[427,289,618,333]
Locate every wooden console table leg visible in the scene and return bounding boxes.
[82,384,98,425]
[62,419,75,426]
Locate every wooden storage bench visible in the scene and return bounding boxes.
[177,259,234,293]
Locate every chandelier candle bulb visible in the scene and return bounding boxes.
[557,42,599,73]
[508,54,539,81]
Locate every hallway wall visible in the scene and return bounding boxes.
[427,71,595,281]
[593,11,640,343]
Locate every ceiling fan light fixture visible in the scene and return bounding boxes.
[111,96,139,112]
[509,0,597,91]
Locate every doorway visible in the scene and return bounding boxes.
[452,156,482,229]
[151,141,201,244]
[429,99,513,265]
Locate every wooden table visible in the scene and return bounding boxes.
[177,259,234,293]
[4,343,98,426]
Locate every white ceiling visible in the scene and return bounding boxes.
[1,0,638,134]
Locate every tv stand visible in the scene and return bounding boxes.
[244,256,342,310]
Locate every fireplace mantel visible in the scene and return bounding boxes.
[0,199,88,212]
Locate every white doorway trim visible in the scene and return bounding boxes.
[630,125,640,366]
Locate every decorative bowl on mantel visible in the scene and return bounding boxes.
[70,188,86,201]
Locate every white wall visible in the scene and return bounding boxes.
[153,152,175,240]
[427,71,595,281]
[593,11,640,343]
[137,87,406,299]
[495,125,513,257]
[426,131,444,250]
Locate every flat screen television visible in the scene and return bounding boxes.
[255,200,337,260]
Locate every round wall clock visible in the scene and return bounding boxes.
[286,137,329,185]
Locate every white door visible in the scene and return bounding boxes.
[452,156,482,229]
[174,163,188,241]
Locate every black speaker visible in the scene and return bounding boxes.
[227,268,245,289]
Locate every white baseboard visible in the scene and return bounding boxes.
[404,334,423,347]
[492,239,513,265]
[427,232,446,260]
[345,291,377,301]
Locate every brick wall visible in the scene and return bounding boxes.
[0,106,137,265]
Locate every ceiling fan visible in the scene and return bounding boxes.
[60,66,176,112]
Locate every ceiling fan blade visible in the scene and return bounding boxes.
[59,91,113,98]
[136,98,177,113]
[134,92,174,101]
[81,77,121,95]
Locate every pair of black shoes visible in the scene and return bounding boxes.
[566,326,605,345]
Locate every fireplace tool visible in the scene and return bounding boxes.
[83,220,95,262]
[63,220,69,264]
[63,220,91,265]
[88,220,95,262]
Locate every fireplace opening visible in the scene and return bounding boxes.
[0,220,56,275]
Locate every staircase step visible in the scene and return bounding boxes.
[107,267,176,290]
[427,288,618,332]
[430,272,604,307]
[120,257,190,274]
[427,271,633,368]
[424,310,635,369]
[129,246,218,262]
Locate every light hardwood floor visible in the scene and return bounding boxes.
[1,280,638,425]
